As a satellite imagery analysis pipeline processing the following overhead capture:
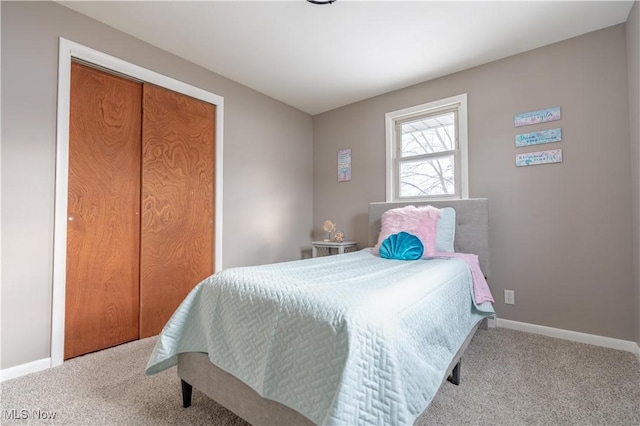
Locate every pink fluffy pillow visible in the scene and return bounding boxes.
[373,205,440,257]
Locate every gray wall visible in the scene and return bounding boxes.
[627,1,640,347]
[1,1,313,369]
[314,24,635,341]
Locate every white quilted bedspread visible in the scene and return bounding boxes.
[146,249,494,425]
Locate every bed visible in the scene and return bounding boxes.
[146,199,494,425]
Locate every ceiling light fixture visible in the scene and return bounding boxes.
[307,0,336,4]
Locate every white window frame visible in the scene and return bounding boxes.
[385,93,468,201]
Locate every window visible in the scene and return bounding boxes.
[385,94,468,201]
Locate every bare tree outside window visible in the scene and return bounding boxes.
[398,111,456,197]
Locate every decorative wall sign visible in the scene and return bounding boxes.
[338,148,351,182]
[515,149,563,167]
[515,128,562,147]
[514,107,561,128]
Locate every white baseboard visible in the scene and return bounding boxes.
[496,318,640,360]
[0,357,51,383]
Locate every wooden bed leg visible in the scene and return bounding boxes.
[448,360,461,386]
[181,379,193,408]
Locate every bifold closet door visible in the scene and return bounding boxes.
[65,62,142,360]
[139,84,215,338]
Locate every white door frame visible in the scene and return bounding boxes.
[52,38,224,367]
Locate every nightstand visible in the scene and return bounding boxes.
[311,241,358,258]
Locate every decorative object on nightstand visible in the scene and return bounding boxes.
[334,231,344,242]
[322,220,336,241]
[312,240,357,258]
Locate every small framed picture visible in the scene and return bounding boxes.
[338,148,351,182]
[515,149,563,167]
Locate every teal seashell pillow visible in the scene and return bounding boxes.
[379,232,424,260]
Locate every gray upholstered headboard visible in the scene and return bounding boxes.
[368,198,490,277]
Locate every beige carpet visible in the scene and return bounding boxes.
[1,328,639,425]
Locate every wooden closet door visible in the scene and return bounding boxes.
[65,62,142,359]
[140,84,215,338]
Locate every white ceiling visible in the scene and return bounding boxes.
[58,1,634,115]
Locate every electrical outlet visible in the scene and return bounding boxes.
[504,290,515,305]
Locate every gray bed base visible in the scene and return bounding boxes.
[177,199,491,425]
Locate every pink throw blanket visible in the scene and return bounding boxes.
[434,252,494,304]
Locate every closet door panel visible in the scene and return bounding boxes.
[65,62,142,359]
[140,84,215,338]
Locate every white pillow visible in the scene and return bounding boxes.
[436,207,456,252]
